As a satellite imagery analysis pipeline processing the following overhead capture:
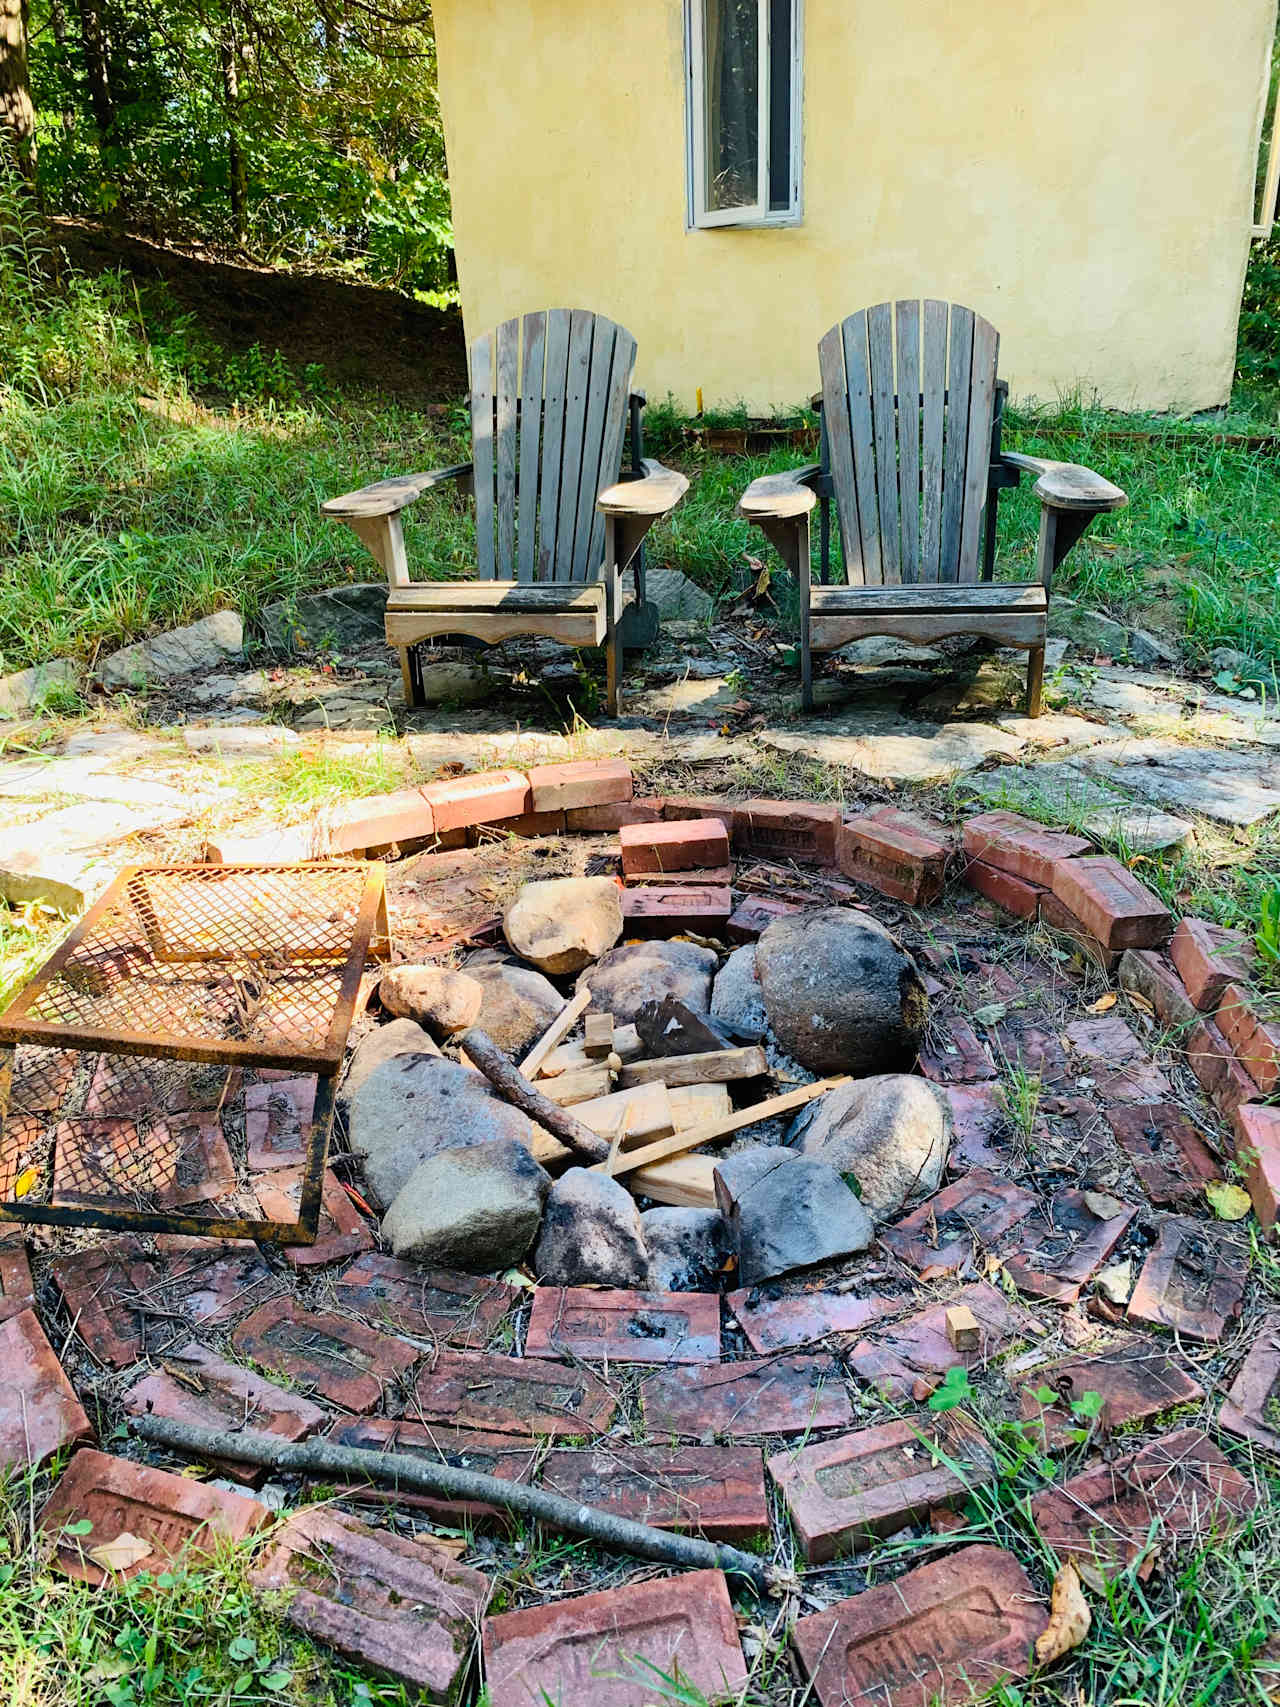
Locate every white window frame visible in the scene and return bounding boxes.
[685,0,804,231]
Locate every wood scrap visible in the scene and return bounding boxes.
[458,1025,609,1163]
[537,1023,642,1077]
[628,1154,719,1208]
[596,1076,847,1178]
[537,1063,614,1106]
[669,1083,733,1129]
[572,1080,674,1142]
[619,1046,768,1090]
[583,1012,615,1058]
[517,986,592,1079]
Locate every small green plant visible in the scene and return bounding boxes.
[927,1365,976,1411]
[997,1055,1042,1141]
[1257,881,1280,981]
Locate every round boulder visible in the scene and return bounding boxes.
[709,944,767,1040]
[466,962,565,1057]
[754,908,928,1076]
[534,1168,648,1288]
[379,965,484,1036]
[576,940,718,1025]
[791,1072,951,1219]
[503,876,623,976]
[641,1207,732,1292]
[381,1138,550,1272]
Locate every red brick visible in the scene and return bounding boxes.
[244,1074,316,1170]
[838,812,948,904]
[52,1236,160,1367]
[917,1016,997,1084]
[9,1045,76,1113]
[1219,1313,1280,1451]
[1118,949,1198,1032]
[51,1111,236,1212]
[232,1296,418,1412]
[471,809,565,840]
[661,796,737,831]
[1017,1338,1204,1447]
[526,757,633,812]
[1186,1020,1261,1118]
[726,895,802,942]
[620,883,733,937]
[641,1354,854,1439]
[414,1349,616,1437]
[728,1286,903,1355]
[542,1445,769,1541]
[767,1416,985,1561]
[483,1569,747,1707]
[880,1170,1037,1280]
[1169,916,1255,1012]
[1030,1428,1257,1580]
[152,1235,277,1324]
[320,787,435,855]
[1217,984,1280,1095]
[39,1449,266,1584]
[626,863,735,887]
[565,796,664,833]
[963,810,1090,886]
[1127,1215,1246,1342]
[1105,1102,1222,1208]
[963,857,1043,918]
[0,1235,34,1324]
[251,1505,489,1698]
[941,1082,1009,1171]
[251,1166,373,1267]
[847,1282,1040,1400]
[335,1252,516,1348]
[526,1287,721,1363]
[620,817,731,875]
[1038,889,1121,971]
[1234,1102,1280,1230]
[791,1544,1046,1707]
[1000,1186,1137,1304]
[325,1415,537,1525]
[1050,854,1173,950]
[419,768,530,832]
[733,799,842,866]
[0,1309,92,1470]
[122,1341,326,1485]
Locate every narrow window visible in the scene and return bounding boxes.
[687,0,802,229]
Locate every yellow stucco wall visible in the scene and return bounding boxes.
[433,0,1276,413]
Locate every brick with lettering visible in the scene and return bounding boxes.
[838,808,949,903]
[233,1296,418,1412]
[1126,1216,1246,1342]
[962,811,1089,886]
[414,1349,615,1437]
[880,1170,1037,1280]
[621,884,733,937]
[335,1252,516,1348]
[641,1354,854,1439]
[542,1445,768,1541]
[733,799,841,866]
[1050,854,1173,950]
[526,1287,721,1363]
[726,895,802,942]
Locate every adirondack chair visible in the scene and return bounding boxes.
[321,310,688,714]
[738,300,1127,714]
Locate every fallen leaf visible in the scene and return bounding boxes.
[1034,1561,1091,1664]
[1082,1190,1127,1220]
[425,1534,467,1559]
[1095,1260,1132,1304]
[87,1531,153,1573]
[1086,992,1117,1014]
[13,1166,40,1199]
[971,1002,1007,1027]
[1126,991,1155,1017]
[1205,1180,1252,1221]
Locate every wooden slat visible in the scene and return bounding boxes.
[618,1046,768,1090]
[536,309,572,582]
[552,309,594,584]
[583,325,636,580]
[470,331,496,580]
[809,581,1045,614]
[818,324,861,583]
[867,302,900,584]
[920,298,948,582]
[494,317,519,579]
[895,300,921,584]
[809,610,1046,651]
[516,312,545,583]
[519,985,591,1077]
[957,315,1000,582]
[388,582,605,610]
[939,304,974,582]
[843,312,881,584]
[571,318,616,581]
[596,1076,847,1179]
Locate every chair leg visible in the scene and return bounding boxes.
[604,578,621,719]
[398,644,424,709]
[801,639,814,713]
[1026,644,1045,718]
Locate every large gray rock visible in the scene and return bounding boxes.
[534,1169,649,1288]
[643,569,714,622]
[379,966,483,1036]
[710,945,767,1041]
[97,610,243,689]
[347,1054,543,1207]
[0,659,77,719]
[381,1138,550,1272]
[340,1018,440,1111]
[261,583,388,654]
[791,1073,951,1220]
[713,1144,874,1284]
[467,963,565,1057]
[577,941,718,1025]
[754,908,927,1076]
[1048,597,1177,668]
[503,877,623,977]
[641,1208,732,1292]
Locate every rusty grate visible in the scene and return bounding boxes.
[0,863,386,1240]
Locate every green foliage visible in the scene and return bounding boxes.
[1258,881,1280,983]
[1238,237,1280,396]
[927,1365,975,1411]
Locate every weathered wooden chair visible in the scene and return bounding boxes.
[739,300,1127,714]
[321,309,688,715]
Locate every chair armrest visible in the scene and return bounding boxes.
[321,464,473,520]
[597,458,689,518]
[1000,453,1126,513]
[738,464,821,520]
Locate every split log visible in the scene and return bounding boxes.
[128,1414,770,1590]
[536,1063,615,1106]
[459,1025,609,1163]
[619,1046,769,1090]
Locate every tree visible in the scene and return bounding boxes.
[1,0,37,184]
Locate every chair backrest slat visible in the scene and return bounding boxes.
[470,333,496,580]
[554,310,594,579]
[515,312,546,583]
[537,309,573,581]
[571,318,617,581]
[818,299,1000,587]
[582,324,637,582]
[494,317,519,577]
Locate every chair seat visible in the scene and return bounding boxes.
[808,580,1046,653]
[386,580,607,649]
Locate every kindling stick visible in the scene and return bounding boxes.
[128,1414,771,1591]
[460,1025,609,1164]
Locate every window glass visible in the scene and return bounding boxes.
[767,0,792,213]
[703,0,760,214]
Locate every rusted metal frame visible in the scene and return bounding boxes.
[0,865,145,1023]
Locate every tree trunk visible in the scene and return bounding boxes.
[74,0,114,144]
[0,0,37,184]
[219,28,246,243]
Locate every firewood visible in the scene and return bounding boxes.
[618,1046,768,1090]
[597,1077,847,1178]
